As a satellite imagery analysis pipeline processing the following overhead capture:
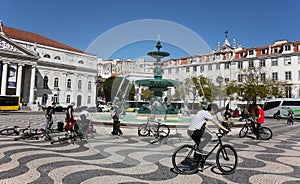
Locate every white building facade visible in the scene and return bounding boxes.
[0,23,100,110]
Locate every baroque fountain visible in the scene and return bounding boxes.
[135,40,182,120]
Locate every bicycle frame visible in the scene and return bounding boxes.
[200,133,224,161]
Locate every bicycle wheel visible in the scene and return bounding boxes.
[157,124,170,138]
[239,125,248,138]
[138,124,150,136]
[216,144,238,174]
[259,127,272,140]
[0,128,18,135]
[172,144,201,174]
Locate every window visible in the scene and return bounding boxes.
[42,94,48,105]
[200,66,204,72]
[248,60,254,68]
[238,74,243,82]
[186,67,190,72]
[284,57,291,65]
[239,53,244,58]
[43,76,48,89]
[260,73,266,82]
[261,49,266,55]
[285,71,292,80]
[54,56,61,60]
[216,54,221,60]
[87,96,91,104]
[271,59,278,66]
[88,81,92,91]
[238,61,243,69]
[282,100,300,106]
[298,57,300,64]
[226,53,230,59]
[216,64,220,70]
[284,45,291,51]
[224,78,230,82]
[259,60,266,67]
[67,79,72,89]
[272,72,278,80]
[54,77,59,88]
[248,50,254,55]
[249,74,254,81]
[208,64,212,71]
[285,87,292,98]
[66,95,70,103]
[299,70,300,80]
[78,60,84,64]
[193,66,197,72]
[78,80,82,90]
[224,63,230,69]
[176,68,179,74]
[264,101,281,111]
[43,54,50,58]
[52,94,58,104]
[168,69,171,74]
[273,48,278,54]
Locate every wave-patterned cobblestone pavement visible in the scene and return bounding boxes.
[1,114,300,184]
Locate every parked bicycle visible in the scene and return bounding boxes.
[0,126,22,136]
[14,121,51,141]
[239,117,272,140]
[138,118,170,138]
[172,132,238,175]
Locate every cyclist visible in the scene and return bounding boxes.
[255,104,264,139]
[187,104,229,155]
[45,102,56,131]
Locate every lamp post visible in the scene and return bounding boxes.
[216,75,224,108]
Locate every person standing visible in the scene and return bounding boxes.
[256,104,265,140]
[110,101,123,136]
[65,102,75,132]
[287,109,294,125]
[45,102,56,131]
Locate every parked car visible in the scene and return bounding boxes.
[87,106,97,112]
[98,105,111,112]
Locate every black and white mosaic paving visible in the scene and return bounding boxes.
[1,113,300,184]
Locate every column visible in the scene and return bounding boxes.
[1,62,9,95]
[28,65,36,104]
[16,64,23,97]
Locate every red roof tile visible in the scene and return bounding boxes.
[3,26,85,54]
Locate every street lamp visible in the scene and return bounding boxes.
[216,75,224,108]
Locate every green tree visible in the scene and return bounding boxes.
[103,76,134,102]
[225,67,291,104]
[191,75,219,102]
[141,88,154,101]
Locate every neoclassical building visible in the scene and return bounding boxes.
[0,21,100,110]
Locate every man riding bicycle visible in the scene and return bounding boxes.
[187,104,229,155]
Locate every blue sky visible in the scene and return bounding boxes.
[1,0,300,60]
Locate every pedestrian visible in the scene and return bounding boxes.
[110,101,123,136]
[287,109,294,125]
[255,104,265,140]
[187,104,229,160]
[65,102,75,132]
[45,102,56,131]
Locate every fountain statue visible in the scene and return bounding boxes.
[135,40,182,119]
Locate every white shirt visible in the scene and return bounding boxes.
[188,110,212,130]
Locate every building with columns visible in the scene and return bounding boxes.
[0,22,100,110]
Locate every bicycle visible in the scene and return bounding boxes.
[239,117,272,140]
[172,132,238,175]
[138,118,170,138]
[14,121,52,141]
[0,126,22,136]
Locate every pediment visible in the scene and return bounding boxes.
[0,33,39,60]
